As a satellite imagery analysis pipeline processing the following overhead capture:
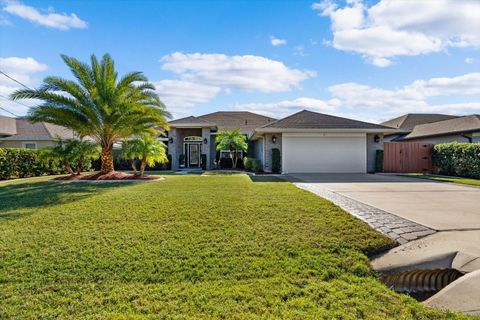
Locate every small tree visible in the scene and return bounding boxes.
[39,139,100,175]
[215,129,248,168]
[122,135,168,176]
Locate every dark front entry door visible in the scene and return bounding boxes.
[188,143,200,167]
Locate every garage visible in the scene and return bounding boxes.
[282,133,367,173]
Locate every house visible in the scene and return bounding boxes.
[400,115,480,144]
[380,113,459,142]
[0,115,75,150]
[167,110,397,173]
[381,113,480,144]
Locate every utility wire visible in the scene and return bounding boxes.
[0,94,30,108]
[0,105,18,117]
[0,70,32,90]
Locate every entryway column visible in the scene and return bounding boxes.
[169,128,179,170]
[202,128,212,169]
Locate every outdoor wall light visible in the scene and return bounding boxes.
[272,135,277,144]
[374,135,380,143]
[168,137,174,144]
[203,138,208,144]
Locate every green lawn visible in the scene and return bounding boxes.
[0,175,469,319]
[403,174,480,187]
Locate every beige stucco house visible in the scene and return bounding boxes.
[0,115,75,149]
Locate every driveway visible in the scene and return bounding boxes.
[288,173,480,231]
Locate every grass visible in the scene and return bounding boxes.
[0,175,471,319]
[403,174,480,187]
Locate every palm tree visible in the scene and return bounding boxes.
[10,54,170,174]
[39,138,100,175]
[215,129,248,168]
[121,134,168,176]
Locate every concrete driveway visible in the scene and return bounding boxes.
[288,173,480,231]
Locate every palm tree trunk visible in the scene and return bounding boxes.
[76,160,83,175]
[140,159,147,176]
[64,161,74,175]
[130,159,138,173]
[100,146,114,173]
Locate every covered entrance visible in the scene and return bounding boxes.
[184,136,202,168]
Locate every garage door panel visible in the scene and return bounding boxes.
[282,135,366,173]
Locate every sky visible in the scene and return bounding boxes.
[0,0,479,123]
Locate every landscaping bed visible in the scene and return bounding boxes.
[0,175,469,319]
[53,171,161,181]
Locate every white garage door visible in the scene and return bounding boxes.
[282,134,367,173]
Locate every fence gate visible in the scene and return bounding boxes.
[383,142,434,173]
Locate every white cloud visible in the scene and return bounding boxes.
[0,56,47,116]
[3,0,87,30]
[465,57,474,64]
[231,97,337,118]
[154,80,221,117]
[270,36,287,46]
[313,0,480,66]
[160,52,315,93]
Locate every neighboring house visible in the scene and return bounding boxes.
[400,115,480,144]
[167,110,396,173]
[381,113,459,142]
[0,115,75,150]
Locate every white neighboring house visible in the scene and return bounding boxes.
[0,115,75,150]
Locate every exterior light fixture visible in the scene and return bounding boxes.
[168,137,174,144]
[203,138,208,144]
[374,135,380,143]
[272,135,277,144]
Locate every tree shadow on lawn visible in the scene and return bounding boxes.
[0,181,129,220]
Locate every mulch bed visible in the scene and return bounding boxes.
[53,171,161,181]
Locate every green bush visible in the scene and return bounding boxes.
[243,157,253,171]
[179,154,185,167]
[271,148,281,173]
[201,154,207,170]
[434,142,480,179]
[0,148,65,180]
[252,159,263,173]
[375,150,384,172]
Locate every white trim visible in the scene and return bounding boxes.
[255,128,398,134]
[22,141,37,150]
[282,132,366,137]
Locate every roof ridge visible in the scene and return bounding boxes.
[258,109,307,129]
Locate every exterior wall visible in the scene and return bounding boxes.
[0,140,55,149]
[167,128,208,170]
[263,133,282,172]
[251,138,264,165]
[367,133,384,173]
[209,134,217,168]
[201,128,213,169]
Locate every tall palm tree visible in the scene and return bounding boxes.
[10,54,170,173]
[215,129,248,168]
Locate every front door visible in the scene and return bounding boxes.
[188,143,200,167]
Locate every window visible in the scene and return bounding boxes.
[22,142,37,150]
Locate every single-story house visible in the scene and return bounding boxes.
[381,113,480,144]
[167,110,397,173]
[381,113,459,142]
[0,115,75,150]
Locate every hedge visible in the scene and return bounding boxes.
[433,142,480,179]
[243,157,262,173]
[0,148,65,180]
[271,148,281,173]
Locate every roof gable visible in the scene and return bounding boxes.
[198,111,275,134]
[381,113,459,132]
[0,118,75,141]
[404,115,480,140]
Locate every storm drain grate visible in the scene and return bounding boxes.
[382,269,464,301]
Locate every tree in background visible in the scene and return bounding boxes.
[215,129,248,168]
[39,138,99,175]
[11,54,170,174]
[121,135,168,176]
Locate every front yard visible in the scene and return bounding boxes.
[0,175,468,319]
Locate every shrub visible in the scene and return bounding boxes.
[271,148,281,173]
[243,157,253,171]
[219,157,233,169]
[252,159,263,173]
[201,154,207,170]
[375,150,384,172]
[0,148,65,180]
[433,142,480,179]
[179,154,185,167]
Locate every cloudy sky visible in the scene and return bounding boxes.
[1,0,479,123]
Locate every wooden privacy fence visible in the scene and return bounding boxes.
[384,142,434,173]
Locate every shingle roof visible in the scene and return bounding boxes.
[259,110,392,130]
[198,111,276,134]
[0,115,17,136]
[0,118,75,141]
[168,116,216,127]
[381,114,459,132]
[403,115,480,140]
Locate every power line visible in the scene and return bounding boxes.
[0,105,18,117]
[0,94,31,108]
[0,70,32,90]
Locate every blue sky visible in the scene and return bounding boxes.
[0,0,479,123]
